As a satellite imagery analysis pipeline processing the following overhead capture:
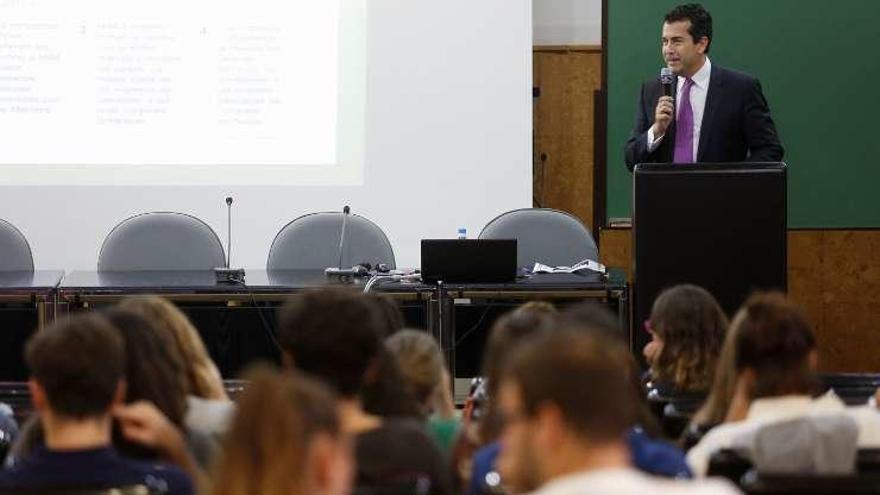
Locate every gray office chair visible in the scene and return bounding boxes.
[479,208,598,268]
[0,219,34,271]
[98,212,226,271]
[267,212,396,270]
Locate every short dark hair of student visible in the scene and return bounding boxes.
[665,3,713,53]
[364,292,405,338]
[479,301,557,441]
[279,288,385,397]
[503,330,637,443]
[556,301,623,340]
[25,314,124,418]
[650,284,728,392]
[733,292,818,399]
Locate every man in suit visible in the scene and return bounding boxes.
[624,3,784,171]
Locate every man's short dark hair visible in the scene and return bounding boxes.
[733,292,817,398]
[665,3,713,53]
[25,314,124,418]
[278,288,385,397]
[502,330,637,442]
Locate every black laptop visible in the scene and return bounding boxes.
[420,239,517,284]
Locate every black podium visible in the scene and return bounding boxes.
[632,163,787,358]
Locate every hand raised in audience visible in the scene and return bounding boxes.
[113,400,205,489]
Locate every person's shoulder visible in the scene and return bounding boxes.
[712,64,760,87]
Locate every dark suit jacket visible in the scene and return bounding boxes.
[624,64,784,171]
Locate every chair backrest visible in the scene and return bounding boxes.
[0,219,34,271]
[98,213,225,271]
[741,470,880,495]
[267,212,396,270]
[478,208,598,268]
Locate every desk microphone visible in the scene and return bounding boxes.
[660,67,675,98]
[214,196,246,284]
[326,205,366,278]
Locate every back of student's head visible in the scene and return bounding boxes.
[385,330,444,409]
[733,292,817,399]
[278,288,385,397]
[557,301,661,437]
[26,314,124,418]
[211,366,347,495]
[119,295,225,400]
[479,301,557,441]
[503,329,637,442]
[364,292,406,338]
[649,284,728,391]
[102,308,189,427]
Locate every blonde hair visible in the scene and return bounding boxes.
[210,367,341,495]
[690,309,743,427]
[119,295,226,400]
[385,330,444,409]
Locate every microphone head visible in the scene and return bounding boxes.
[225,196,233,206]
[343,205,351,215]
[660,67,675,85]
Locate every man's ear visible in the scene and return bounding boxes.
[362,357,380,385]
[281,351,295,370]
[696,36,709,54]
[307,433,336,491]
[808,350,819,372]
[533,402,566,446]
[28,379,48,412]
[111,379,127,407]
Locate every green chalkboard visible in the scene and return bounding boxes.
[606,1,880,227]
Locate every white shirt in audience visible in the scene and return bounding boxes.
[528,467,741,495]
[686,391,880,477]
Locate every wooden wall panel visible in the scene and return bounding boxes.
[598,228,880,372]
[533,47,601,230]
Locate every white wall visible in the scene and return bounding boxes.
[533,0,602,46]
[0,0,533,270]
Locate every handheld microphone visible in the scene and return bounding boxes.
[660,67,675,97]
[214,195,246,284]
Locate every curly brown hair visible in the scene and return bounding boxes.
[649,284,728,392]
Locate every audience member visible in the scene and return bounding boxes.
[643,285,728,393]
[119,296,233,437]
[0,314,193,494]
[278,288,451,495]
[557,302,691,478]
[386,329,460,455]
[495,329,738,494]
[683,309,746,449]
[686,293,880,476]
[460,301,557,495]
[359,294,424,420]
[209,366,352,495]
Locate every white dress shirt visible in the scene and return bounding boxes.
[528,467,740,495]
[647,57,712,161]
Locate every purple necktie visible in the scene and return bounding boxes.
[673,77,695,163]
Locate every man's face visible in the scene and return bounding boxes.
[497,381,542,493]
[661,20,707,77]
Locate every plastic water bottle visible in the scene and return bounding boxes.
[457,227,467,240]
